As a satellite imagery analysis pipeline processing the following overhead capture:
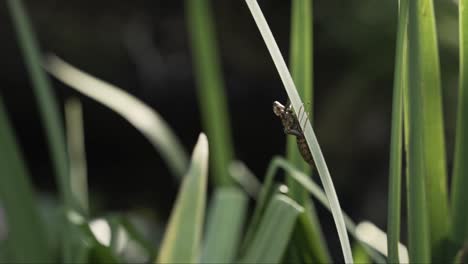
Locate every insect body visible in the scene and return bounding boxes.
[273,101,314,166]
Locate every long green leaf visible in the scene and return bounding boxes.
[287,1,330,262]
[45,56,189,179]
[406,0,431,261]
[287,0,313,202]
[0,96,50,262]
[201,187,248,263]
[186,0,234,186]
[157,133,209,263]
[416,0,449,260]
[6,2,82,260]
[452,0,468,247]
[387,0,408,262]
[241,194,304,263]
[244,1,353,262]
[6,0,75,211]
[240,159,285,253]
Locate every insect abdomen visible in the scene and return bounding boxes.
[296,136,314,166]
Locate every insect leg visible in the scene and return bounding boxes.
[297,103,306,125]
[297,102,311,133]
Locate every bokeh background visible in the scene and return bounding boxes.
[0,0,459,257]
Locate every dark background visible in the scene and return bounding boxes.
[0,0,459,257]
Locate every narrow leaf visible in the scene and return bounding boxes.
[287,1,330,262]
[45,56,188,179]
[451,0,468,246]
[241,194,304,263]
[406,0,431,261]
[157,133,209,263]
[65,98,89,215]
[387,0,408,262]
[201,187,248,263]
[0,96,50,262]
[417,0,450,259]
[287,0,313,202]
[6,0,74,211]
[186,0,234,186]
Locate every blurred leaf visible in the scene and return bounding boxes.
[406,0,432,262]
[353,243,371,264]
[118,216,155,261]
[240,194,303,264]
[356,221,409,263]
[413,0,449,260]
[6,1,82,261]
[229,161,261,198]
[65,98,89,215]
[45,56,189,179]
[452,0,468,248]
[387,0,407,262]
[103,214,156,263]
[157,134,209,263]
[186,0,234,186]
[287,0,313,202]
[244,1,352,261]
[287,1,330,262]
[240,157,284,253]
[293,207,330,263]
[6,0,76,211]
[201,187,248,263]
[0,96,50,262]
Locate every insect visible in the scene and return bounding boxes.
[273,100,314,166]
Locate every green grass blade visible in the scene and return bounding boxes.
[44,56,188,179]
[186,0,234,187]
[65,98,89,215]
[0,96,50,262]
[6,0,75,211]
[287,0,313,201]
[287,1,330,262]
[201,187,248,263]
[156,133,209,263]
[240,194,304,264]
[387,0,408,262]
[6,5,85,260]
[452,0,468,247]
[244,1,352,262]
[240,159,286,252]
[416,0,449,259]
[406,0,431,261]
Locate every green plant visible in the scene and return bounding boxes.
[1,0,468,263]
